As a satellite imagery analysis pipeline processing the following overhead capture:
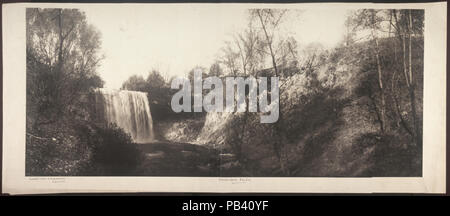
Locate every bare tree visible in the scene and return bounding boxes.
[251,9,288,77]
[250,8,291,175]
[220,41,240,76]
[390,10,423,147]
[390,9,423,147]
[233,24,262,76]
[351,9,387,133]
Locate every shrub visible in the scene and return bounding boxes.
[26,119,93,176]
[350,132,421,177]
[88,124,144,175]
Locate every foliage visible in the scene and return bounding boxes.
[26,119,93,176]
[87,124,145,176]
[26,9,104,123]
[121,75,147,92]
[26,8,147,176]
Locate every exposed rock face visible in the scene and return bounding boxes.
[187,46,385,176]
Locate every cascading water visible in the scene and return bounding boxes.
[94,88,154,143]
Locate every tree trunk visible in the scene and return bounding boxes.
[256,10,287,175]
[256,10,279,77]
[408,10,422,148]
[374,37,386,133]
[370,10,386,133]
[392,73,414,136]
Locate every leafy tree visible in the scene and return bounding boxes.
[121,74,147,92]
[146,70,171,119]
[146,70,167,89]
[26,8,104,124]
[208,61,224,77]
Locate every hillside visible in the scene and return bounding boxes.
[156,38,423,177]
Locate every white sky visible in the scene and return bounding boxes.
[82,5,349,89]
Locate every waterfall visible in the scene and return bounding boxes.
[94,88,154,143]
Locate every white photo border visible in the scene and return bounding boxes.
[2,2,446,194]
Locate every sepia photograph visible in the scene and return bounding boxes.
[2,2,446,194]
[24,6,425,177]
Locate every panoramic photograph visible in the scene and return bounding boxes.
[25,6,424,177]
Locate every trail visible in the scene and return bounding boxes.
[136,141,223,176]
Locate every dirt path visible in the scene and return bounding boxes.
[136,141,223,176]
